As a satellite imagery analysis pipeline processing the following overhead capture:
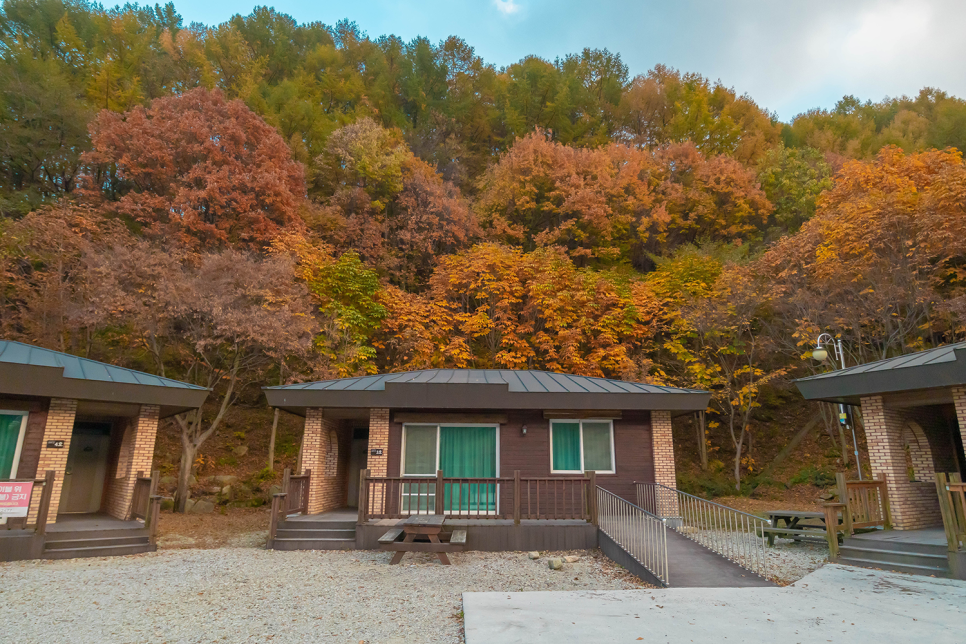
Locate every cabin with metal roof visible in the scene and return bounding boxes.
[796,344,966,579]
[0,341,208,561]
[262,369,709,555]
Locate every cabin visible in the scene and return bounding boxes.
[0,340,208,560]
[796,341,966,579]
[263,369,709,554]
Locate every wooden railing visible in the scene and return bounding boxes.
[835,472,891,533]
[1,470,54,536]
[268,468,313,546]
[129,470,159,521]
[358,470,597,524]
[936,472,966,552]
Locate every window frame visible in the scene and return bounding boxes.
[399,423,502,478]
[549,419,616,475]
[0,411,29,480]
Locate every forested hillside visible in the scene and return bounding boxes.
[3,0,966,499]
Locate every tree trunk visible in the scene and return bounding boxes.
[733,427,746,491]
[175,438,197,513]
[267,408,280,472]
[695,411,708,471]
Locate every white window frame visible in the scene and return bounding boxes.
[0,411,29,479]
[549,419,616,475]
[399,422,501,515]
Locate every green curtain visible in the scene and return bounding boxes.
[440,426,496,512]
[0,414,24,479]
[552,422,581,471]
[582,422,613,472]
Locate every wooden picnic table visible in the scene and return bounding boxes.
[378,514,466,565]
[764,510,832,546]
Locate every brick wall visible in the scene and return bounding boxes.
[367,408,390,476]
[102,405,160,520]
[860,395,942,530]
[954,386,966,452]
[302,410,353,514]
[31,398,77,524]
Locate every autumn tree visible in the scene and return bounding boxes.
[88,245,319,511]
[83,87,305,248]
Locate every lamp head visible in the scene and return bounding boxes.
[812,345,828,363]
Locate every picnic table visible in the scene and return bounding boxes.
[378,514,466,565]
[763,510,835,546]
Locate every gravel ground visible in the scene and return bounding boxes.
[764,537,828,585]
[0,548,645,644]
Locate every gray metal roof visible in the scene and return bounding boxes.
[265,369,710,415]
[0,340,209,416]
[795,341,966,405]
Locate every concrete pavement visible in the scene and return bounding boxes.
[462,564,966,643]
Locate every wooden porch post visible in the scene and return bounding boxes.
[34,470,55,537]
[513,470,521,525]
[435,470,444,515]
[357,468,370,524]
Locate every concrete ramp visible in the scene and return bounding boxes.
[463,564,966,644]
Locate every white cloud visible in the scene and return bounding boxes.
[494,0,521,17]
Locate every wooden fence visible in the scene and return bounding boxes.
[835,472,891,533]
[1,470,54,535]
[128,470,159,521]
[268,468,313,544]
[936,472,966,552]
[358,470,597,524]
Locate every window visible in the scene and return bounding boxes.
[0,412,28,479]
[550,420,615,474]
[400,424,499,513]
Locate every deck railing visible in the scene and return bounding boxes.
[359,470,597,523]
[1,470,54,535]
[268,468,313,545]
[836,473,891,532]
[636,482,768,578]
[936,472,966,552]
[597,487,668,585]
[128,470,159,521]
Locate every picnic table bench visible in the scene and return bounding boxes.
[763,510,836,546]
[378,514,466,565]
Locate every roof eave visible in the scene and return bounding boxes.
[795,355,966,405]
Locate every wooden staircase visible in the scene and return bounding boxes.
[837,535,951,577]
[270,516,357,550]
[43,525,156,560]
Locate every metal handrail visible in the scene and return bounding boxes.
[597,487,668,585]
[636,482,768,578]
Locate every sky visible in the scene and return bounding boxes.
[167,0,966,122]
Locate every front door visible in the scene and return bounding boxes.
[59,424,111,514]
[346,429,368,508]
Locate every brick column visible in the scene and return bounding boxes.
[367,408,390,476]
[860,395,941,530]
[32,398,77,524]
[651,410,679,516]
[954,386,966,452]
[303,408,340,514]
[103,405,160,520]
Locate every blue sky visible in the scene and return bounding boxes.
[169,0,966,122]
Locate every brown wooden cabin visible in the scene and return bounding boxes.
[0,340,208,561]
[796,342,966,579]
[263,369,709,552]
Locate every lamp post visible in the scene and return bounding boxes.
[812,333,863,480]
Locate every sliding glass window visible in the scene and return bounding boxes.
[550,420,615,474]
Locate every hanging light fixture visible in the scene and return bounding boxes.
[812,344,829,362]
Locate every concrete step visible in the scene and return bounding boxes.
[838,545,948,567]
[42,543,156,560]
[841,537,946,557]
[44,528,150,542]
[44,535,151,550]
[836,555,950,577]
[279,520,356,530]
[271,538,356,551]
[276,528,356,540]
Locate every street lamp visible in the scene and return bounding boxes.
[813,333,862,480]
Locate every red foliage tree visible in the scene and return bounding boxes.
[83,87,305,248]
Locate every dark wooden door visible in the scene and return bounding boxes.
[59,432,110,514]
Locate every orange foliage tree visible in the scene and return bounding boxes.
[375,243,661,377]
[82,87,306,248]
